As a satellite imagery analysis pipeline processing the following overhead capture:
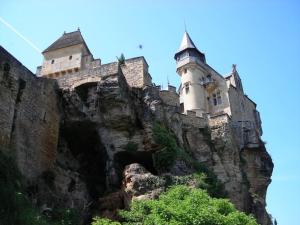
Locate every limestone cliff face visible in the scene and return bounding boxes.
[0,47,273,225]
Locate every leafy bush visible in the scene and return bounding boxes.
[93,185,258,225]
[152,123,181,172]
[152,123,226,197]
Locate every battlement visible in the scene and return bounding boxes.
[55,62,119,89]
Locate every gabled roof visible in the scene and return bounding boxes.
[178,31,197,52]
[42,30,91,54]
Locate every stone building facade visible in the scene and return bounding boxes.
[36,29,262,149]
[37,29,152,89]
[174,32,263,149]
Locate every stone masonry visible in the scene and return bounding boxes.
[0,46,60,179]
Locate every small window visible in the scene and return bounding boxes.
[213,94,217,105]
[183,68,187,74]
[185,83,190,94]
[213,91,222,106]
[69,55,72,60]
[51,60,55,64]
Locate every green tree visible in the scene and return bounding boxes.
[92,185,259,225]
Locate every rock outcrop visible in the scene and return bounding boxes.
[0,46,273,225]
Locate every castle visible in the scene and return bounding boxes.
[36,29,262,149]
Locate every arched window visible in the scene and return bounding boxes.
[213,91,222,106]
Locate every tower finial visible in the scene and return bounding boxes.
[232,64,237,72]
[184,20,187,32]
[77,27,80,31]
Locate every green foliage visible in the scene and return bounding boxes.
[117,53,125,65]
[152,123,181,172]
[92,217,121,225]
[93,185,259,225]
[0,149,79,225]
[124,141,138,152]
[152,123,226,197]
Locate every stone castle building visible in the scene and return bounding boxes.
[36,29,262,149]
[0,29,273,225]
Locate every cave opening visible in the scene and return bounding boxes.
[61,121,107,199]
[113,151,157,188]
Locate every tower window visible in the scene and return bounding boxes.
[213,91,222,106]
[184,83,190,94]
[51,60,55,64]
[183,68,187,74]
[69,55,72,60]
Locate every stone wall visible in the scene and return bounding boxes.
[179,110,207,128]
[0,46,60,179]
[208,113,231,127]
[56,62,119,89]
[121,57,152,88]
[159,85,180,107]
[53,57,152,90]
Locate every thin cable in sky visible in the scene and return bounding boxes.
[0,16,41,53]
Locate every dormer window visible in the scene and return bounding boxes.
[69,55,72,60]
[51,60,55,64]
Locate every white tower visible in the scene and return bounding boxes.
[175,32,208,117]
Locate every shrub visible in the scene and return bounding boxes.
[152,123,180,172]
[152,123,226,197]
[93,185,259,225]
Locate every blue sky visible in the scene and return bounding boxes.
[1,0,299,224]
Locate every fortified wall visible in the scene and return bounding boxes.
[0,46,60,179]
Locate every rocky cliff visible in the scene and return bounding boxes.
[0,46,273,225]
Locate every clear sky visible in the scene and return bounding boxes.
[1,0,299,224]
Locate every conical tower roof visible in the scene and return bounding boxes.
[178,31,197,52]
[174,31,205,62]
